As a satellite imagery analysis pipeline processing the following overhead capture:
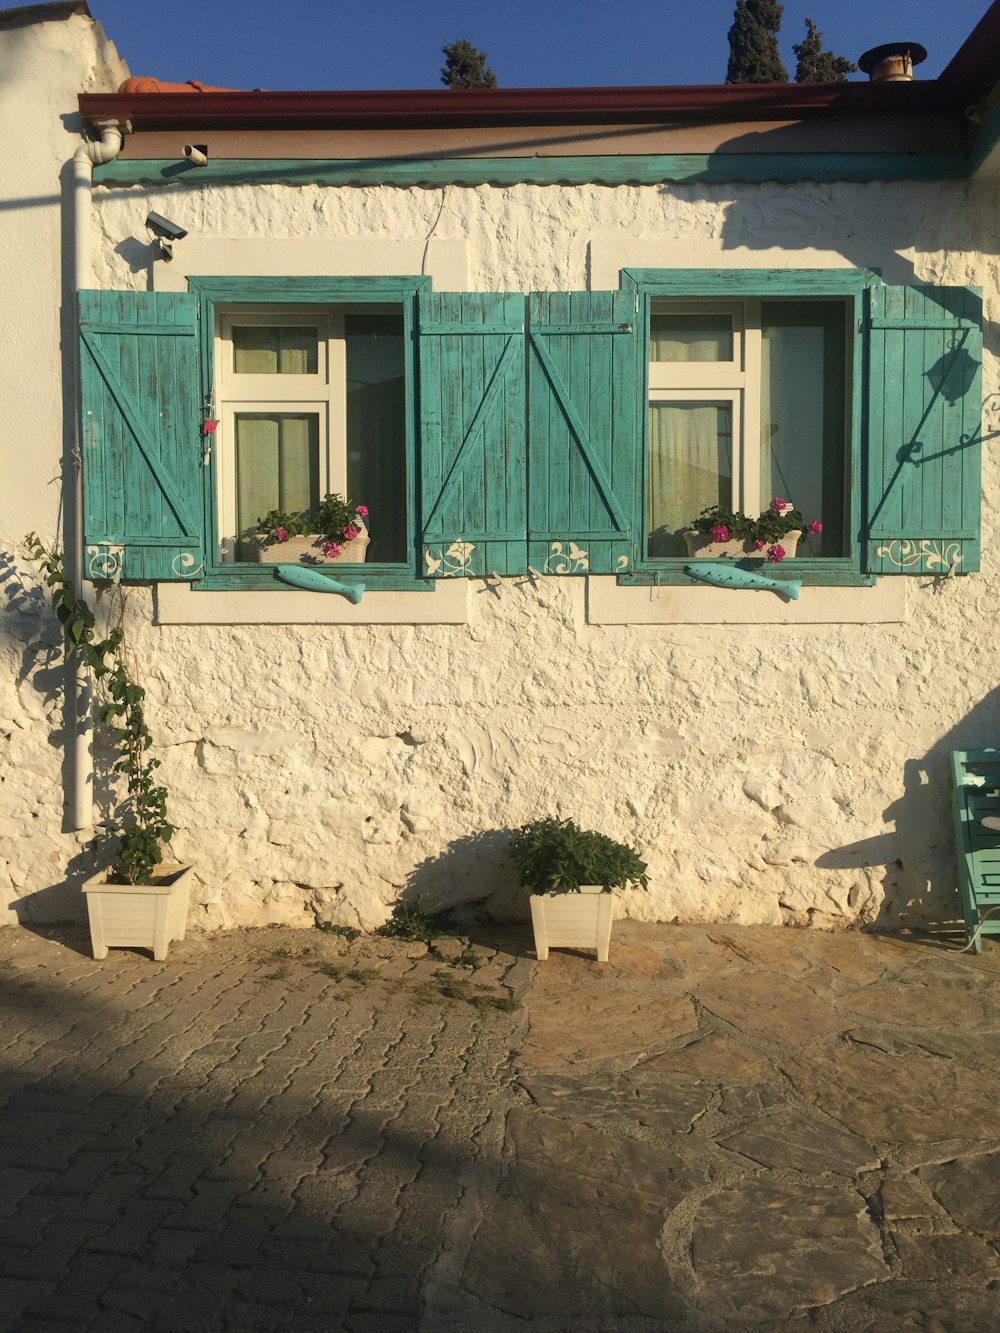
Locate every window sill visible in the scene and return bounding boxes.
[197,568,432,593]
[587,574,906,625]
[154,577,469,626]
[621,558,874,589]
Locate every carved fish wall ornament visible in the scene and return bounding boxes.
[683,561,801,601]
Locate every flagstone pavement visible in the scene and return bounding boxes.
[1,917,999,1331]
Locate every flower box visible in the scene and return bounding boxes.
[683,529,802,559]
[256,522,369,565]
[82,864,193,962]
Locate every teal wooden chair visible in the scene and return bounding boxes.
[951,749,1000,952]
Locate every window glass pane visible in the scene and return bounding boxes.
[234,413,319,560]
[650,311,733,362]
[232,326,318,375]
[648,402,733,557]
[345,310,406,563]
[759,301,846,555]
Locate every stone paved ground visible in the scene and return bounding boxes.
[1,919,999,1331]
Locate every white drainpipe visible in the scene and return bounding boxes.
[70,120,126,831]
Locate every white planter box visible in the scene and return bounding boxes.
[82,865,193,961]
[529,885,614,962]
[683,529,802,559]
[256,524,369,565]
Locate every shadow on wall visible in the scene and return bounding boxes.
[705,126,1000,347]
[7,830,117,929]
[402,828,526,926]
[0,547,124,924]
[817,683,1000,932]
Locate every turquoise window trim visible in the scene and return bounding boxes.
[187,275,430,587]
[620,268,870,587]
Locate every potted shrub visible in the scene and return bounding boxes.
[509,817,649,962]
[25,536,191,961]
[256,493,369,565]
[683,497,824,562]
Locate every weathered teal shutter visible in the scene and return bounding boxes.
[527,291,638,574]
[417,292,526,578]
[80,291,205,582]
[866,283,981,575]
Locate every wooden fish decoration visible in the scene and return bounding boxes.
[683,561,801,601]
[273,564,365,603]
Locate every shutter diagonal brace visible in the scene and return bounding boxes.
[869,326,972,536]
[81,327,198,538]
[530,330,630,533]
[422,333,520,539]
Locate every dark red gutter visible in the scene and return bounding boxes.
[80,79,960,134]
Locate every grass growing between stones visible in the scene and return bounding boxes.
[315,963,383,985]
[412,969,520,1013]
[376,901,451,944]
[256,943,315,963]
[315,922,361,942]
[260,965,293,982]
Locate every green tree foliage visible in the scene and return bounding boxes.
[440,38,497,89]
[793,18,857,82]
[726,0,788,83]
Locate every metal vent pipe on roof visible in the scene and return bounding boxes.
[858,42,928,83]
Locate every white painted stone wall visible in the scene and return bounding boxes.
[0,12,128,925]
[5,41,1000,934]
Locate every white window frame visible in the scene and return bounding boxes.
[215,308,350,562]
[647,298,769,516]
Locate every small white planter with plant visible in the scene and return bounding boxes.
[509,818,649,963]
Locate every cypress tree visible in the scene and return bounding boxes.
[726,0,788,84]
[793,18,857,82]
[440,39,497,89]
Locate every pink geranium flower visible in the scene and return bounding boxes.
[274,526,288,543]
[808,520,824,534]
[342,524,360,542]
[710,524,730,543]
[770,497,788,514]
[355,505,369,518]
[321,541,341,559]
[752,538,766,550]
[766,544,786,563]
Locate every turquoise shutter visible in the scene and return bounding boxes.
[417,292,526,578]
[80,291,205,582]
[527,291,638,574]
[866,283,981,575]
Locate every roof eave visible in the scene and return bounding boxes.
[79,80,959,134]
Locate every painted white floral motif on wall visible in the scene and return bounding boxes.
[424,541,476,576]
[875,539,963,574]
[544,541,589,574]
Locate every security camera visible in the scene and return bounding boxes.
[146,212,187,242]
[145,211,187,261]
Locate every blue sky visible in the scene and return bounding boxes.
[88,0,993,91]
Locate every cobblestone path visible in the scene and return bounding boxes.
[1,920,1000,1331]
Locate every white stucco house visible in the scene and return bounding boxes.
[4,0,1000,935]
